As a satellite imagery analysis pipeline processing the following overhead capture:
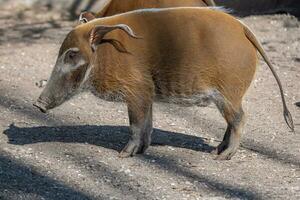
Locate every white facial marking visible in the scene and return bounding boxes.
[79,64,92,89]
[59,48,85,73]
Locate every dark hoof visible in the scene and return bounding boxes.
[119,140,148,158]
[211,142,238,160]
[214,147,238,160]
[210,141,227,155]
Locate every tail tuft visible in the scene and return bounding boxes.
[284,108,294,132]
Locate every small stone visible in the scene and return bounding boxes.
[124,169,131,174]
[35,79,47,88]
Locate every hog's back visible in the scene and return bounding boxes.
[102,0,209,17]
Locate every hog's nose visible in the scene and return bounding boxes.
[33,100,48,113]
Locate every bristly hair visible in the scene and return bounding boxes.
[208,6,233,14]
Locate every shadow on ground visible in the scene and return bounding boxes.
[3,124,214,154]
[0,126,261,200]
[0,153,93,200]
[139,153,261,199]
[0,90,299,167]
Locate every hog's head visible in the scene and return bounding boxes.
[34,23,140,113]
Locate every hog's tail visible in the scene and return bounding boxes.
[240,21,294,132]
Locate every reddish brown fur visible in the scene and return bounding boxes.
[74,8,256,109]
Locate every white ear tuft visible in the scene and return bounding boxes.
[115,24,142,39]
[79,12,88,24]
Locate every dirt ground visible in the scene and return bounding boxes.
[0,8,299,200]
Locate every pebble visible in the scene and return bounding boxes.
[35,79,47,88]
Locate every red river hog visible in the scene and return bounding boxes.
[34,8,294,160]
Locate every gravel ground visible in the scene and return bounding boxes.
[0,9,299,200]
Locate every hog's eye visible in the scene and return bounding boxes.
[64,49,80,64]
[68,51,78,59]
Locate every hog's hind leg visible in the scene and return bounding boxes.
[211,92,245,160]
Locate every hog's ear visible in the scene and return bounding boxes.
[100,39,131,54]
[79,11,96,24]
[89,24,141,53]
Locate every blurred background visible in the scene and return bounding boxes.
[0,0,299,20]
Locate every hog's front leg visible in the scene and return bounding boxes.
[119,104,153,158]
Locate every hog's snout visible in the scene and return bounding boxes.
[33,99,48,113]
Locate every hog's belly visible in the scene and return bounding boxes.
[154,90,217,107]
[91,86,217,107]
[91,89,125,102]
